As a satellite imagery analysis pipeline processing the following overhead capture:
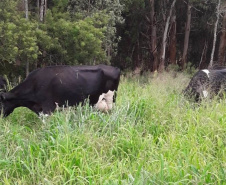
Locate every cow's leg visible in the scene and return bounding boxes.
[41,101,56,115]
[38,112,49,123]
[30,103,42,115]
[113,91,117,103]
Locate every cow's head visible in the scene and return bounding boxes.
[183,86,201,102]
[0,92,16,117]
[183,77,210,102]
[183,70,211,102]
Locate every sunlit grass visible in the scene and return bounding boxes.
[0,71,225,184]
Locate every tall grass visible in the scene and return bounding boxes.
[0,72,225,184]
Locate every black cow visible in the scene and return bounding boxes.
[0,76,6,92]
[183,68,226,101]
[0,65,120,117]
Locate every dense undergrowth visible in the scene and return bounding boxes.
[0,72,225,184]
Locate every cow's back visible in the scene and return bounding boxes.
[43,67,105,105]
[19,66,105,104]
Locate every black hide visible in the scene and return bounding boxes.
[0,65,120,117]
[183,68,226,101]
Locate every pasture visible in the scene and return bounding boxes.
[0,72,225,184]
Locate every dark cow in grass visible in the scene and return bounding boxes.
[183,68,226,101]
[0,76,6,92]
[0,65,120,117]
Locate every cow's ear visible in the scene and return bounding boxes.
[0,93,5,101]
[1,93,15,100]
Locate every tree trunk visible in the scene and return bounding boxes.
[169,14,177,65]
[25,0,29,76]
[37,0,39,20]
[44,0,47,17]
[40,0,44,22]
[134,39,141,69]
[25,0,28,19]
[199,40,208,69]
[150,0,158,71]
[133,42,142,75]
[218,11,226,66]
[209,0,221,67]
[159,0,177,72]
[181,2,191,70]
[26,60,29,77]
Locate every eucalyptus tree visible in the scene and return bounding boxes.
[0,1,19,63]
[209,0,221,67]
[68,0,124,63]
[0,0,39,76]
[218,7,226,66]
[181,0,192,70]
[159,0,177,72]
[150,0,158,71]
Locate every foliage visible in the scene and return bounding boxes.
[68,0,124,62]
[114,0,223,70]
[113,0,147,69]
[0,73,225,184]
[0,0,121,75]
[0,0,38,64]
[0,0,225,75]
[38,11,106,65]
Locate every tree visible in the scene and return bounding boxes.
[0,0,39,77]
[159,0,177,72]
[169,10,176,65]
[150,0,158,71]
[181,0,191,70]
[199,40,208,69]
[1,0,226,77]
[39,0,48,22]
[0,1,19,63]
[209,0,221,67]
[41,11,106,65]
[68,0,124,63]
[24,0,29,76]
[218,8,226,65]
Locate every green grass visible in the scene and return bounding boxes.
[0,72,225,184]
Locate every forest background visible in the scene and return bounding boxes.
[0,0,226,78]
[0,1,225,183]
